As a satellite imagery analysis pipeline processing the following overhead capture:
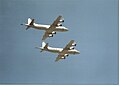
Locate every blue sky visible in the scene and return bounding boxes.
[0,0,118,85]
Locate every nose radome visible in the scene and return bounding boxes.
[64,28,69,31]
[77,51,80,54]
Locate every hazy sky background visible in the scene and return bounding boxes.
[0,0,118,85]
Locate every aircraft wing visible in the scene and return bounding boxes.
[55,40,75,62]
[49,15,63,29]
[42,31,49,40]
[42,16,64,40]
[63,40,75,50]
[55,54,65,62]
[42,30,55,40]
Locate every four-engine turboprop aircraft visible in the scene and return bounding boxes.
[21,16,68,40]
[35,40,80,62]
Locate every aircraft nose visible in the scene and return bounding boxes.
[77,51,80,54]
[64,28,69,31]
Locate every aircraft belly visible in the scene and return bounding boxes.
[33,26,47,30]
[54,27,65,32]
[48,49,60,53]
[67,50,76,54]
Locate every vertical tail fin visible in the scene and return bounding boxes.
[42,41,48,50]
[27,18,34,25]
[35,42,48,52]
[26,18,35,30]
[28,18,32,25]
[42,41,46,48]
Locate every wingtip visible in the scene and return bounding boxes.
[55,59,59,62]
[72,39,75,41]
[59,15,62,17]
[42,37,46,41]
[55,60,58,62]
[42,38,44,40]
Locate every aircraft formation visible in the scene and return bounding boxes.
[21,16,80,62]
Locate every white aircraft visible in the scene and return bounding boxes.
[35,40,80,62]
[21,16,68,40]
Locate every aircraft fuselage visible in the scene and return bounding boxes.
[46,47,80,55]
[27,23,68,32]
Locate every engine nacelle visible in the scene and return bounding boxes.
[70,46,74,50]
[49,34,53,37]
[72,43,76,46]
[57,23,62,26]
[59,19,64,22]
[52,31,56,34]
[61,56,65,59]
[64,54,69,57]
